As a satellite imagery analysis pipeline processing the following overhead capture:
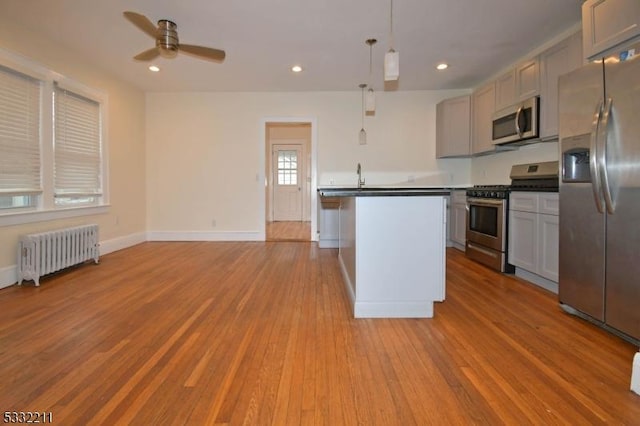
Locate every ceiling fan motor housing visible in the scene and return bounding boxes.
[156,19,179,58]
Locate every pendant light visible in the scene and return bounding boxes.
[358,83,367,145]
[384,0,399,81]
[365,39,377,113]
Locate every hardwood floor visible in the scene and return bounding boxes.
[266,221,310,241]
[0,243,638,425]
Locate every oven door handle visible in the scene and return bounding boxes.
[467,198,505,206]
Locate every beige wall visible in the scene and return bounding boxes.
[0,17,146,273]
[146,90,471,234]
[471,142,560,184]
[266,123,312,222]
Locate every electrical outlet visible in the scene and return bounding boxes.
[408,175,415,182]
[211,219,217,228]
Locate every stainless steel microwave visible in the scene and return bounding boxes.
[492,96,540,145]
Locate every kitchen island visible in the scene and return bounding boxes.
[318,187,448,318]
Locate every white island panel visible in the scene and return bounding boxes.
[338,195,446,318]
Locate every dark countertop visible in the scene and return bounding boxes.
[318,186,453,197]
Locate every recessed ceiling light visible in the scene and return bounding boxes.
[436,63,448,71]
[291,65,303,73]
[148,65,160,72]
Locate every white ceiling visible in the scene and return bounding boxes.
[0,0,582,92]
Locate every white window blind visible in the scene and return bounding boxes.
[0,64,42,201]
[54,83,102,204]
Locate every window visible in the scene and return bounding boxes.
[0,64,42,209]
[0,47,107,223]
[54,84,102,206]
[277,150,298,185]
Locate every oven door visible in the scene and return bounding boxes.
[466,198,506,252]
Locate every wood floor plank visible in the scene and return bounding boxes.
[0,243,639,424]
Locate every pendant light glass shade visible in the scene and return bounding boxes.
[359,127,367,145]
[365,88,375,112]
[384,50,399,81]
[384,0,399,81]
[359,83,367,145]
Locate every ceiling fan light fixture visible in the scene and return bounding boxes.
[291,65,303,73]
[436,63,449,70]
[124,11,226,63]
[148,65,160,72]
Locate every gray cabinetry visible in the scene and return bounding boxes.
[471,82,495,155]
[582,0,640,60]
[539,32,583,140]
[436,95,471,158]
[449,190,467,250]
[495,58,539,111]
[509,192,559,290]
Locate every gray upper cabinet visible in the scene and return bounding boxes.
[495,58,539,111]
[471,82,496,155]
[436,95,471,158]
[539,31,583,140]
[582,0,640,60]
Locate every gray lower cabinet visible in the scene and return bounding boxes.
[449,190,467,250]
[508,192,559,283]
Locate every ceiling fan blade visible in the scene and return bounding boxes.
[134,47,161,61]
[123,11,157,38]
[179,44,226,62]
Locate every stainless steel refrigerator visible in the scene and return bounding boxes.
[558,41,640,344]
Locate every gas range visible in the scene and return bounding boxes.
[464,161,559,273]
[466,185,510,199]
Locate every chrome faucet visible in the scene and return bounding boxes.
[357,163,365,188]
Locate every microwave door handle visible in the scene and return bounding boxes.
[514,106,524,137]
[599,97,615,214]
[590,100,605,214]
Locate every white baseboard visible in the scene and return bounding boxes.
[100,232,147,255]
[0,265,17,290]
[146,231,263,242]
[515,268,559,294]
[0,231,147,290]
[318,238,339,249]
[354,301,434,318]
[0,230,274,289]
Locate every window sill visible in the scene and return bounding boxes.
[0,205,110,227]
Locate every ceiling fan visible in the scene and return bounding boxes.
[123,11,226,63]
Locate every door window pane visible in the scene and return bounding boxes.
[277,150,297,185]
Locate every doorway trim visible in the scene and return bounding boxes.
[259,116,318,241]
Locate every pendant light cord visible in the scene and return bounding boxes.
[369,43,373,83]
[389,0,394,49]
[361,86,365,128]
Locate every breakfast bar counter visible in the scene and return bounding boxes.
[318,187,447,318]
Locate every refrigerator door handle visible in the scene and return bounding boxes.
[598,97,616,214]
[590,100,605,214]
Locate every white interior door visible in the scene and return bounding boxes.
[273,144,303,221]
